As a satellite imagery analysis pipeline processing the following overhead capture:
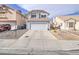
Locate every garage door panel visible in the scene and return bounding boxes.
[31,23,48,30]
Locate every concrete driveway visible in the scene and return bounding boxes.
[10,30,61,50]
[0,30,64,54]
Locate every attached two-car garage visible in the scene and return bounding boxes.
[27,22,50,30]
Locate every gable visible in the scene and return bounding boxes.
[65,18,76,22]
[57,16,79,21]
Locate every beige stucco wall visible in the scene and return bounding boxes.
[54,17,63,26]
[16,12,27,26]
[6,9,27,26]
[6,7,27,26]
[54,16,79,30]
[54,17,67,30]
[6,8,16,20]
[75,22,79,30]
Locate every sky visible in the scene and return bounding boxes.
[7,4,28,14]
[7,4,79,18]
[17,4,79,18]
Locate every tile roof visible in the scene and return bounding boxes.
[28,18,49,22]
[0,19,16,22]
[28,10,49,15]
[57,16,79,21]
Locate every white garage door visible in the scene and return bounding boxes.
[31,23,48,30]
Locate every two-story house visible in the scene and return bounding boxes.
[0,5,27,30]
[26,10,50,30]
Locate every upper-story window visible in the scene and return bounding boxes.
[31,12,36,18]
[31,14,36,18]
[41,15,46,18]
[28,10,49,19]
[0,7,3,11]
[0,7,7,18]
[0,13,6,18]
[0,7,6,13]
[0,6,7,19]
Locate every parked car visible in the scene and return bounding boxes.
[0,25,4,32]
[0,24,11,32]
[3,24,11,30]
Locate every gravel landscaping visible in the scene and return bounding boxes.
[68,30,79,36]
[0,29,28,39]
[50,30,79,40]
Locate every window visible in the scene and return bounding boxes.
[0,13,5,17]
[69,22,74,27]
[0,13,7,18]
[0,7,6,13]
[0,7,7,18]
[41,15,46,18]
[31,14,36,18]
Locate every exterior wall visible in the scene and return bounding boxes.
[48,22,50,30]
[27,21,50,30]
[75,21,79,30]
[26,22,31,29]
[54,17,66,30]
[54,17,69,30]
[28,12,48,19]
[60,22,67,30]
[6,8,16,20]
[53,17,63,27]
[0,5,16,20]
[54,17,79,31]
[16,12,27,29]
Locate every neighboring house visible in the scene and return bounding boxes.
[26,10,50,30]
[0,4,27,30]
[54,16,79,31]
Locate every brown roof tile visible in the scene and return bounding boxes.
[57,16,79,21]
[0,19,16,22]
[28,18,49,22]
[28,10,49,15]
